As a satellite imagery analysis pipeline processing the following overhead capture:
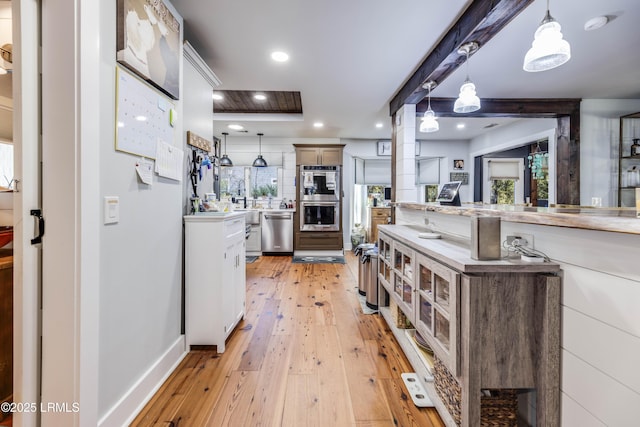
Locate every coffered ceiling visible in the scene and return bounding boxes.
[172,0,640,140]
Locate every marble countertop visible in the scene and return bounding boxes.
[395,202,640,235]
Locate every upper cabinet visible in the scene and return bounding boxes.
[294,144,344,165]
[619,112,640,207]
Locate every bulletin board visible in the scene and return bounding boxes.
[115,66,176,159]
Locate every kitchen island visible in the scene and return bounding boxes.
[392,202,640,426]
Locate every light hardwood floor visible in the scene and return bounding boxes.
[131,253,444,426]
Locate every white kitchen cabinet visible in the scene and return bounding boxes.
[184,212,246,353]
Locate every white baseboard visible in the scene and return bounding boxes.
[98,335,187,427]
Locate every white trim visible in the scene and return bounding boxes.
[98,336,187,427]
[183,40,221,88]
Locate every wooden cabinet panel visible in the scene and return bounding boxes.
[295,231,343,250]
[294,144,344,165]
[368,207,390,242]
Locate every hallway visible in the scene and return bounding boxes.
[131,253,444,426]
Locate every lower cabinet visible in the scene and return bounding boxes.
[377,226,561,427]
[184,212,246,353]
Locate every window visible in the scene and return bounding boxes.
[482,158,524,204]
[220,166,278,198]
[0,142,14,189]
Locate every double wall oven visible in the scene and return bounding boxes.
[299,165,341,231]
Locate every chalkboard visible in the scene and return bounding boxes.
[115,66,176,159]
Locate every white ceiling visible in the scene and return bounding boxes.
[173,0,640,140]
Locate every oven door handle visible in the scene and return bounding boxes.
[301,202,338,206]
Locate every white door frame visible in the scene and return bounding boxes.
[40,0,100,425]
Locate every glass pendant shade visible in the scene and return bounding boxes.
[453,79,481,113]
[523,12,571,72]
[252,133,268,167]
[420,109,439,133]
[220,132,233,166]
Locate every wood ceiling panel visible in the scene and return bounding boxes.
[213,90,302,114]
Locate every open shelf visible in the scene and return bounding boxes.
[378,305,457,427]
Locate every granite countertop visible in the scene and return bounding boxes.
[395,202,640,235]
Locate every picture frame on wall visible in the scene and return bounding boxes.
[377,140,392,156]
[117,0,181,100]
[454,159,464,170]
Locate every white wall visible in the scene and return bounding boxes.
[182,53,216,212]
[97,1,185,423]
[580,99,640,206]
[416,139,470,202]
[396,206,640,426]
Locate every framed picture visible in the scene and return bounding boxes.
[377,140,392,156]
[117,0,181,100]
[453,159,464,170]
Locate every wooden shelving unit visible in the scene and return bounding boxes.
[377,225,561,426]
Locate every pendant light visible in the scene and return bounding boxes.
[252,133,268,167]
[453,42,481,114]
[419,81,439,133]
[523,0,571,72]
[219,132,233,166]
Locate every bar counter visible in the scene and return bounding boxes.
[395,202,640,235]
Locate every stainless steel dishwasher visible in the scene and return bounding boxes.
[261,211,294,253]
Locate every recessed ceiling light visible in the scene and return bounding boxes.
[584,16,609,31]
[228,124,244,130]
[212,93,224,101]
[313,122,324,128]
[456,123,466,129]
[254,94,267,101]
[375,123,384,128]
[135,115,147,122]
[271,51,289,62]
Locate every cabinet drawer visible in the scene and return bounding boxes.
[371,208,390,218]
[295,232,343,250]
[224,218,245,238]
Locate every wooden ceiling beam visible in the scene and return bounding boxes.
[415,98,582,118]
[389,0,534,116]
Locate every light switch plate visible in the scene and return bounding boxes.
[104,196,119,224]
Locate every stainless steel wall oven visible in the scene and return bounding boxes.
[300,165,340,201]
[300,201,340,231]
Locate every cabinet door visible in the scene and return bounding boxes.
[222,239,237,336]
[392,242,414,319]
[319,147,342,165]
[247,226,261,252]
[414,253,459,376]
[296,148,319,165]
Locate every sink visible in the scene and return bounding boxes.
[244,210,261,225]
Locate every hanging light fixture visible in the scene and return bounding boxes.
[453,42,481,114]
[523,0,571,72]
[219,132,233,166]
[252,133,268,167]
[419,81,439,133]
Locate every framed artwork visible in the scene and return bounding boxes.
[377,140,392,156]
[117,0,181,100]
[453,159,464,170]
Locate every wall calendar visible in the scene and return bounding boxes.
[115,66,177,159]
